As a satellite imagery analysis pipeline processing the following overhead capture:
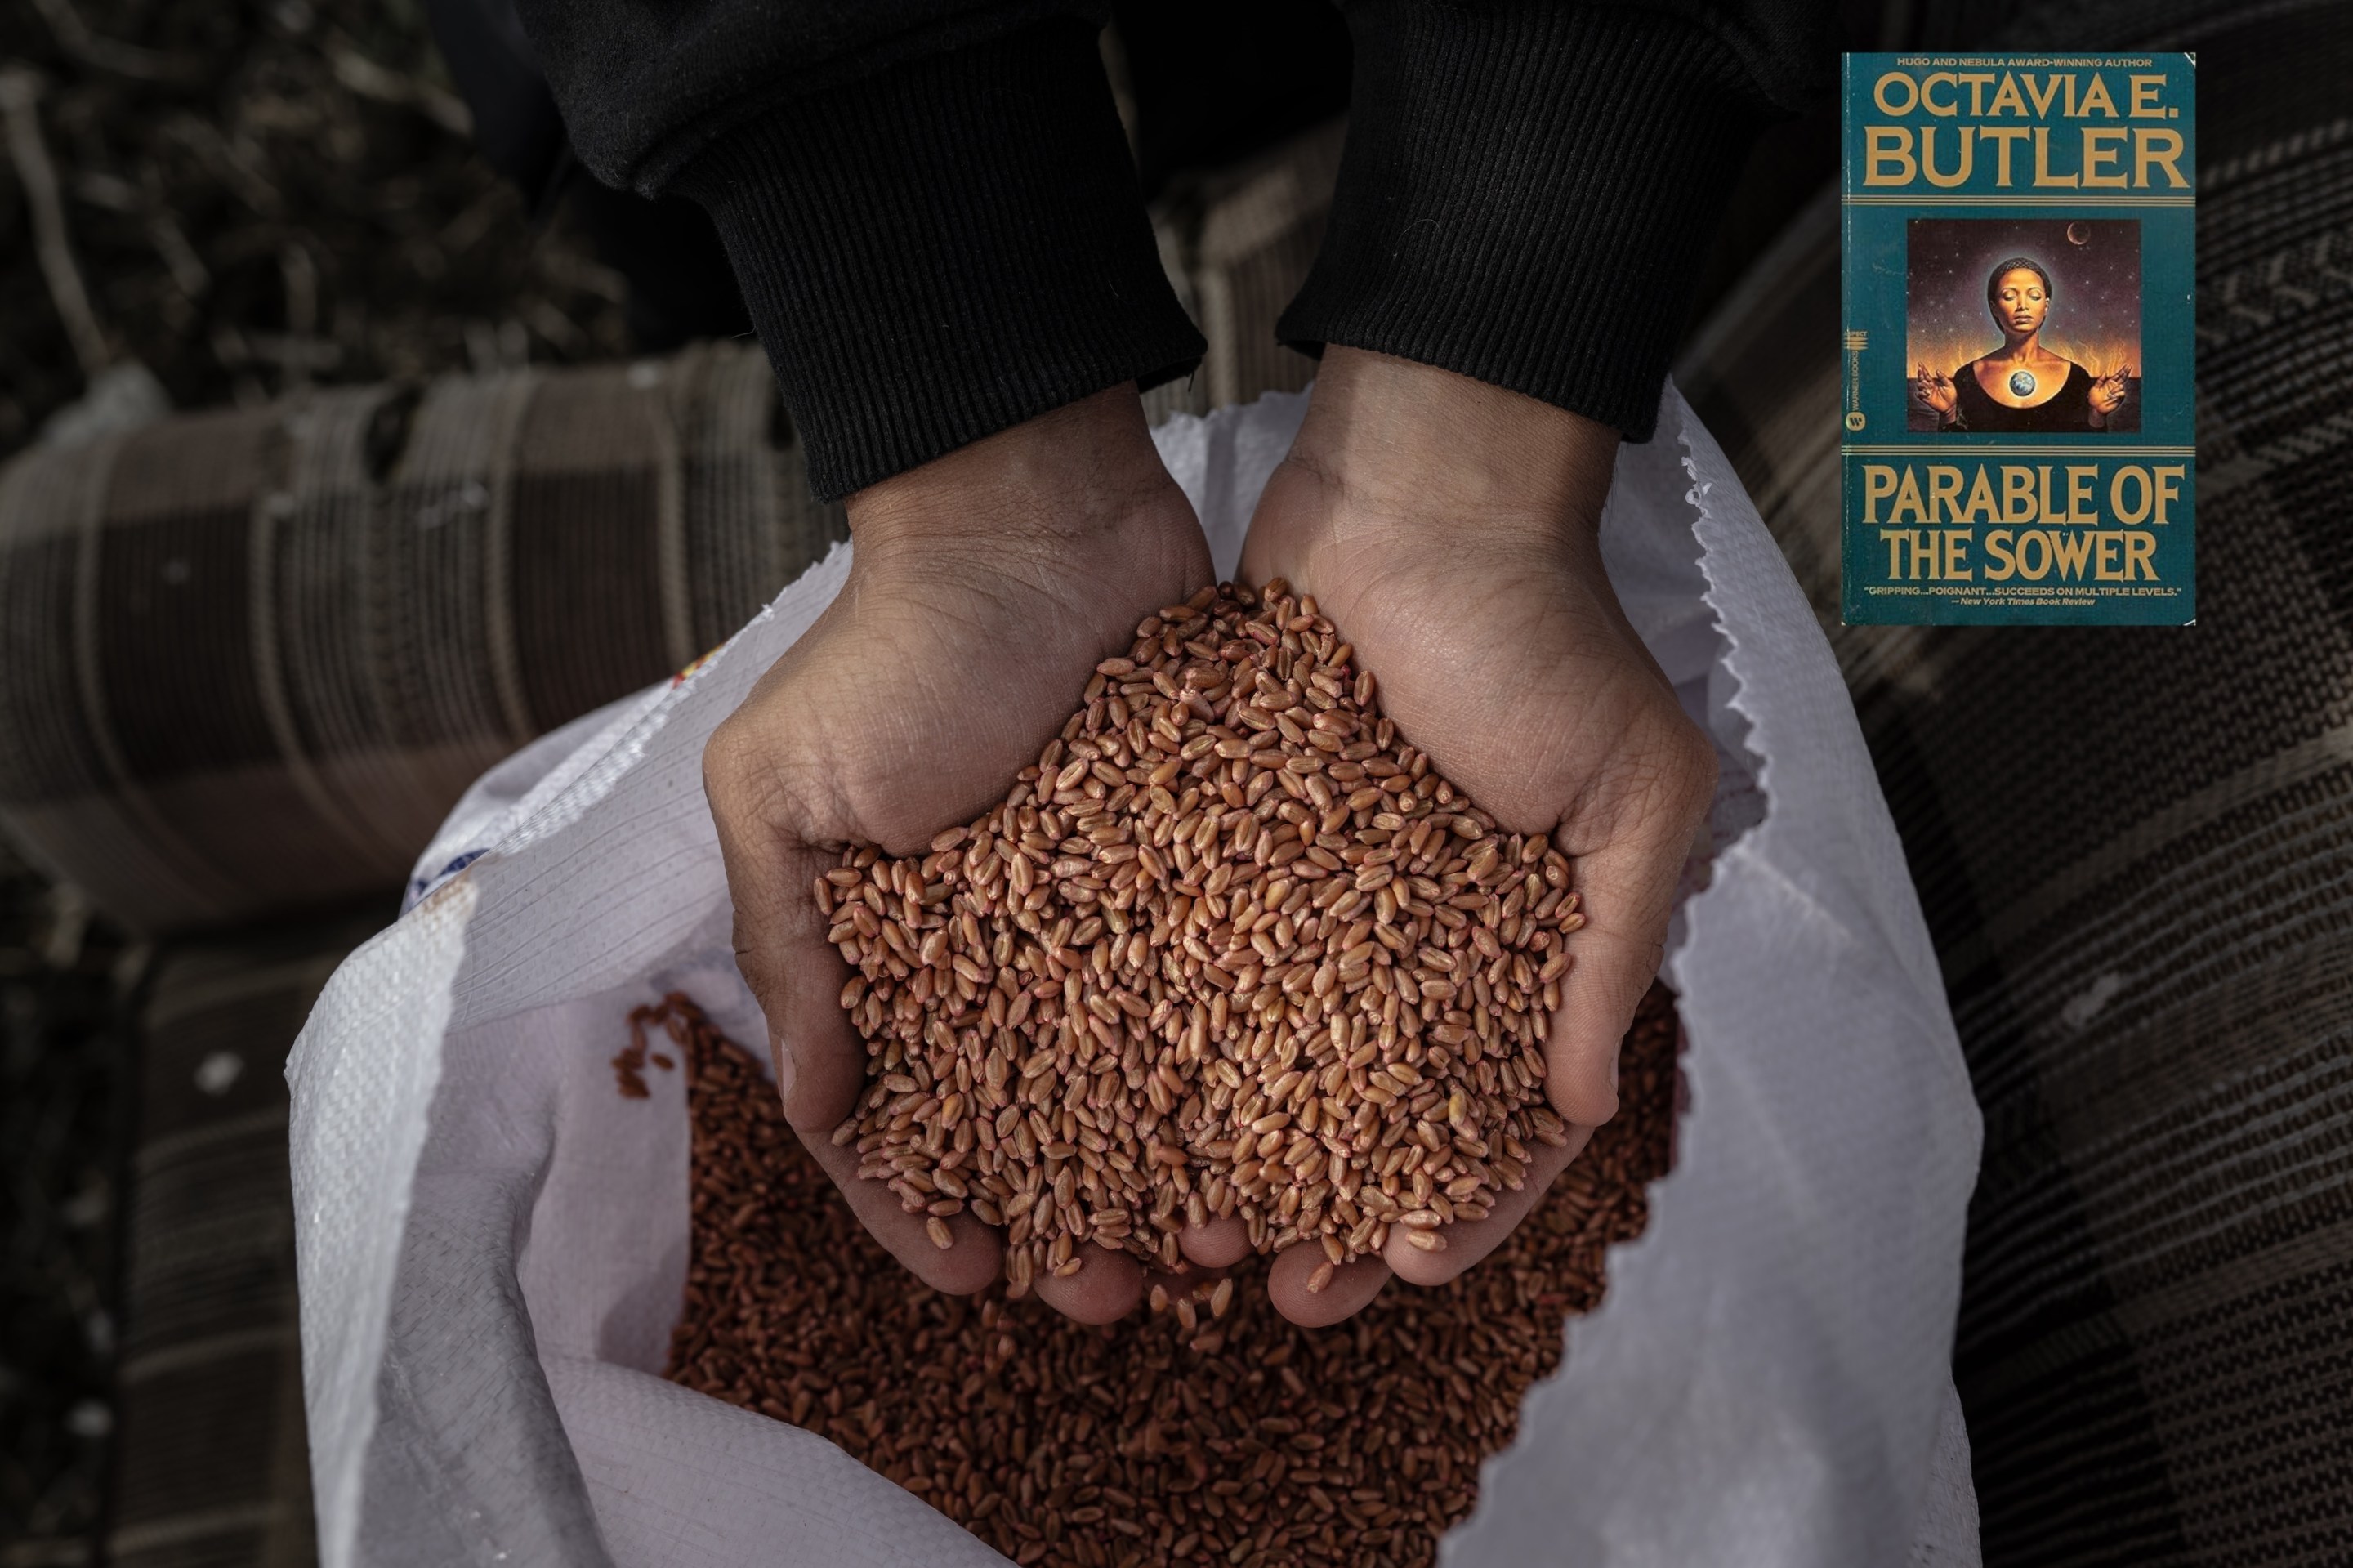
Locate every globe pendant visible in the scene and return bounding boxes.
[2009,369,2038,397]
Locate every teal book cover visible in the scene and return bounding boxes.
[1840,54,2196,624]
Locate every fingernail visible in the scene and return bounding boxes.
[1608,1052,1619,1092]
[771,1038,796,1099]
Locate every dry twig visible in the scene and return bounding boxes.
[25,0,203,84]
[323,31,472,138]
[0,66,109,379]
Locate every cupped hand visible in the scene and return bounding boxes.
[703,386,1214,1325]
[2088,365,2130,419]
[1235,348,1717,1325]
[1914,364,1958,419]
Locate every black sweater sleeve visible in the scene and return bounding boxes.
[513,2,1203,502]
[513,0,1833,497]
[1282,0,1838,442]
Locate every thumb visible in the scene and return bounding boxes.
[703,740,864,1134]
[704,732,1003,1297]
[1545,802,1706,1128]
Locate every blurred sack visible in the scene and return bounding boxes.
[0,342,846,932]
[285,386,1985,1566]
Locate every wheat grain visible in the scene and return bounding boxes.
[824,582,1583,1295]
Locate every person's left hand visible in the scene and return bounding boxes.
[1202,347,1717,1325]
[703,385,1219,1325]
[1914,364,1958,422]
[2088,365,2131,420]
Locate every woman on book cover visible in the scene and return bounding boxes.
[1914,258,2132,432]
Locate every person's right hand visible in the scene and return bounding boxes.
[1914,364,1958,419]
[702,385,1213,1324]
[2088,364,2131,422]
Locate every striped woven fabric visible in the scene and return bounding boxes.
[1678,3,2353,1561]
[105,922,380,1568]
[0,342,846,933]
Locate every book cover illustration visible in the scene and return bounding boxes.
[1840,54,2196,624]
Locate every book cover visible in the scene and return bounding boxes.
[1839,54,2196,624]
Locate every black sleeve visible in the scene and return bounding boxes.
[512,2,1203,501]
[1279,0,1841,443]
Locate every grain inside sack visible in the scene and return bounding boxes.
[616,574,1682,1563]
[654,985,1677,1568]
[819,580,1585,1295]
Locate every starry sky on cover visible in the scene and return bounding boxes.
[1907,217,2142,377]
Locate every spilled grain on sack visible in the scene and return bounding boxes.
[645,986,1679,1568]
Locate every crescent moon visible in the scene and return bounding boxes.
[2066,221,2092,246]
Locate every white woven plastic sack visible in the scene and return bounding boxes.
[288,385,1985,1567]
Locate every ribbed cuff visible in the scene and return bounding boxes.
[1278,3,1773,442]
[671,20,1204,501]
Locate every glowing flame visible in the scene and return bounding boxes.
[1907,332,2140,378]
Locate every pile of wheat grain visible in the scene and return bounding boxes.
[822,579,1583,1296]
